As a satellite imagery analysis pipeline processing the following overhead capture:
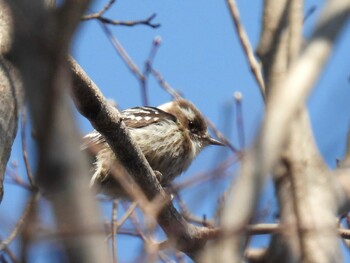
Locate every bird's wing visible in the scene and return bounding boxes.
[81,106,177,149]
[120,106,177,128]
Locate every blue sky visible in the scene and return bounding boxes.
[1,0,350,262]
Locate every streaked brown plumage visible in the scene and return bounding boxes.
[82,99,224,197]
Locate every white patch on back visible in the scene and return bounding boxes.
[158,102,172,112]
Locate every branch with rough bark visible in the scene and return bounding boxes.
[69,58,220,259]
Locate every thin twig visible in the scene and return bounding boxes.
[303,5,317,22]
[111,200,118,263]
[151,67,238,153]
[121,203,148,242]
[122,203,160,262]
[99,22,161,105]
[174,191,215,227]
[97,14,160,29]
[0,193,39,251]
[21,109,35,187]
[83,6,160,29]
[151,68,182,99]
[105,202,138,241]
[1,246,19,263]
[140,37,162,105]
[340,125,350,167]
[206,118,238,153]
[5,169,32,191]
[233,92,245,150]
[83,0,115,19]
[117,202,138,228]
[173,154,240,190]
[100,22,143,80]
[143,37,162,79]
[226,0,266,100]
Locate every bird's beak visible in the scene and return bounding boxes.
[206,136,225,146]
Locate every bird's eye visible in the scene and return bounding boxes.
[188,120,198,133]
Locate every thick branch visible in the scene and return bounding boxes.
[5,0,110,262]
[0,1,24,203]
[256,0,289,95]
[69,58,214,259]
[203,0,350,262]
[267,110,343,263]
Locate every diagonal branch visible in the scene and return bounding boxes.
[83,0,115,19]
[70,58,215,259]
[226,0,265,100]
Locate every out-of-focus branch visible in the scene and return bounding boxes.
[264,1,350,261]
[261,0,350,181]
[256,0,289,95]
[21,110,35,187]
[335,117,350,213]
[288,0,303,64]
[263,1,303,262]
[0,1,24,203]
[339,127,350,168]
[226,0,265,100]
[335,170,350,213]
[111,200,118,263]
[101,28,161,105]
[5,0,110,262]
[269,110,343,263]
[245,248,267,263]
[202,1,350,262]
[0,193,39,251]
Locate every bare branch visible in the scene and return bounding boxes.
[203,0,350,261]
[226,0,266,100]
[140,36,162,105]
[233,92,245,150]
[151,67,238,153]
[83,8,161,29]
[83,0,115,19]
[20,109,35,187]
[100,23,144,80]
[0,193,39,251]
[339,126,350,168]
[151,68,182,99]
[70,58,215,259]
[97,14,160,29]
[5,0,110,261]
[111,200,118,263]
[256,0,289,95]
[117,202,137,228]
[0,1,24,203]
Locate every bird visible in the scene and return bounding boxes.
[82,98,224,197]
